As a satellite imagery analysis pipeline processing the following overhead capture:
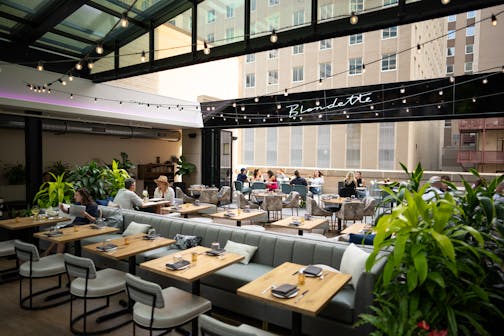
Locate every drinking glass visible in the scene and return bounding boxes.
[173,254,182,263]
[191,252,198,262]
[211,242,220,251]
[298,271,306,286]
[31,206,40,220]
[124,236,130,245]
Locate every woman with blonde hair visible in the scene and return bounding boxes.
[154,175,175,202]
[340,171,357,197]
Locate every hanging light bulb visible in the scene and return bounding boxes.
[279,118,283,122]
[211,106,216,111]
[491,14,497,26]
[203,41,210,55]
[37,61,44,71]
[254,97,259,102]
[62,80,67,86]
[263,118,266,122]
[362,64,366,73]
[318,78,323,86]
[439,90,443,95]
[299,116,303,120]
[120,12,129,28]
[141,50,146,62]
[375,112,379,116]
[277,104,281,109]
[406,108,410,113]
[370,105,374,110]
[472,97,476,103]
[241,106,245,111]
[315,99,320,106]
[483,78,488,84]
[318,114,323,119]
[96,43,104,54]
[94,97,98,103]
[88,61,94,69]
[346,115,350,119]
[402,99,407,104]
[70,93,74,99]
[75,62,83,70]
[449,76,455,83]
[350,12,358,25]
[417,44,421,54]
[270,30,278,43]
[232,102,237,108]
[284,89,288,96]
[441,0,450,4]
[400,87,405,94]
[267,114,271,118]
[68,74,74,81]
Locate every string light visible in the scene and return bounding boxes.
[483,78,488,84]
[402,99,407,104]
[267,114,271,118]
[232,102,237,108]
[400,87,405,94]
[350,12,358,25]
[254,97,259,102]
[141,51,146,62]
[270,30,278,43]
[241,106,245,111]
[491,14,497,26]
[449,76,455,83]
[370,105,374,110]
[96,43,104,55]
[315,99,320,106]
[472,97,476,102]
[284,88,288,96]
[75,62,83,70]
[318,114,323,119]
[277,104,281,109]
[438,90,443,95]
[279,118,283,122]
[120,12,129,28]
[203,41,211,55]
[68,74,74,81]
[37,62,43,71]
[375,112,379,116]
[441,0,450,4]
[406,108,410,113]
[417,44,421,53]
[88,61,94,69]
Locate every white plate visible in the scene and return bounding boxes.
[272,290,299,299]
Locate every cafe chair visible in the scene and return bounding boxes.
[175,187,195,204]
[336,202,365,231]
[292,185,308,202]
[217,186,232,206]
[199,189,219,205]
[282,191,300,216]
[251,181,266,190]
[234,181,251,198]
[199,314,278,336]
[260,195,283,221]
[0,240,18,283]
[339,187,357,198]
[64,253,128,335]
[235,191,259,209]
[362,197,377,224]
[306,197,333,231]
[125,273,211,336]
[14,240,68,310]
[280,183,292,195]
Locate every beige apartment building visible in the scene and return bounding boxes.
[441,6,504,173]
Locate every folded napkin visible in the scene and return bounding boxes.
[205,248,226,256]
[165,259,190,270]
[272,284,298,297]
[143,234,159,240]
[44,231,63,237]
[96,244,118,252]
[303,265,323,277]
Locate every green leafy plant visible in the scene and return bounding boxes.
[68,161,110,200]
[103,160,130,197]
[45,161,70,180]
[33,172,74,208]
[358,165,504,336]
[113,152,135,173]
[3,163,25,185]
[175,155,196,178]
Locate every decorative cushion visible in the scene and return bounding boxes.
[103,208,124,230]
[339,243,370,288]
[223,240,258,265]
[349,233,376,246]
[173,234,202,250]
[122,221,151,237]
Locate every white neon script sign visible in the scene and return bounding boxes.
[285,92,373,118]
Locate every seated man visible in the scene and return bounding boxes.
[236,168,248,183]
[422,176,445,202]
[112,178,146,210]
[290,170,307,186]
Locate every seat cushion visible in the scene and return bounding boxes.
[0,240,15,257]
[133,287,211,329]
[70,268,125,298]
[19,254,65,278]
[202,263,273,292]
[238,324,279,336]
[318,285,355,324]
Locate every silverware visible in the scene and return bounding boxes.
[292,270,299,276]
[319,272,326,280]
[294,290,309,303]
[261,285,276,294]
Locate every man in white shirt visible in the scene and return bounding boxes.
[422,176,445,202]
[112,178,145,210]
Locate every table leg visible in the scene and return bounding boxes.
[237,220,242,227]
[298,230,303,236]
[292,311,302,336]
[191,279,200,296]
[338,218,342,232]
[74,241,82,257]
[128,256,136,275]
[184,214,189,218]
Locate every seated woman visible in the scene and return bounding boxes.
[252,169,264,182]
[153,175,175,203]
[309,170,325,195]
[355,171,365,187]
[339,171,357,197]
[265,170,278,191]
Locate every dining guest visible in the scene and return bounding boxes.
[112,178,145,210]
[265,170,278,191]
[237,168,249,183]
[276,169,289,183]
[339,171,357,197]
[355,171,366,187]
[153,175,175,202]
[422,176,445,201]
[309,170,324,195]
[252,169,264,182]
[290,170,308,186]
[494,180,504,204]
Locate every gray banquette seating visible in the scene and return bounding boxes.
[80,206,386,336]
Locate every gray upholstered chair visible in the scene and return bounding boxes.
[176,187,195,203]
[125,273,211,336]
[280,183,292,195]
[199,189,219,205]
[64,253,128,335]
[336,201,365,230]
[251,181,266,190]
[0,240,17,282]
[234,181,251,198]
[307,196,333,231]
[282,191,300,216]
[292,184,308,201]
[199,314,278,336]
[235,191,259,209]
[362,197,377,224]
[260,195,283,221]
[14,240,68,309]
[217,186,232,205]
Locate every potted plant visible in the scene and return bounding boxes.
[113,152,135,174]
[68,161,110,201]
[33,172,74,208]
[174,156,196,192]
[103,160,130,198]
[3,163,25,185]
[358,165,504,336]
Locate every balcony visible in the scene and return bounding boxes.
[458,118,504,131]
[457,151,504,164]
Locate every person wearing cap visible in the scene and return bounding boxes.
[237,168,248,183]
[422,176,445,201]
[154,175,175,203]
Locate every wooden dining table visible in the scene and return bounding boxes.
[160,203,214,218]
[142,199,172,214]
[210,209,265,227]
[270,216,328,236]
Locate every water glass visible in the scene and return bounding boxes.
[191,252,198,262]
[298,271,306,286]
[211,242,220,251]
[174,254,182,263]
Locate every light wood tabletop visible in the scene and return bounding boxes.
[160,203,214,217]
[322,198,362,205]
[237,261,351,317]
[140,245,244,283]
[142,200,171,214]
[270,216,328,235]
[254,192,286,198]
[340,223,374,235]
[0,216,69,230]
[210,209,265,226]
[34,224,119,243]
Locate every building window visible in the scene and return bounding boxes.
[346,124,361,168]
[383,0,398,7]
[226,5,234,18]
[243,128,254,164]
[447,47,455,57]
[292,66,304,82]
[268,70,278,85]
[379,123,395,170]
[317,125,331,168]
[266,128,277,165]
[350,0,364,12]
[319,63,332,79]
[290,127,302,166]
[382,26,397,39]
[320,3,333,20]
[292,44,304,54]
[465,62,473,73]
[320,39,332,50]
[246,54,255,63]
[349,57,363,75]
[349,34,363,45]
[251,0,256,11]
[207,33,214,43]
[448,30,456,40]
[269,0,279,6]
[466,25,475,36]
[293,9,305,26]
[467,11,476,19]
[207,9,215,23]
[268,15,280,30]
[446,64,454,74]
[268,49,278,59]
[245,73,255,88]
[381,53,397,71]
[226,28,234,41]
[448,15,456,22]
[465,44,473,54]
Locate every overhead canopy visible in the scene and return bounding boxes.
[1,0,503,81]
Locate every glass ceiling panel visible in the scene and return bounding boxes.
[0,5,30,20]
[91,0,163,20]
[317,0,399,23]
[119,32,149,67]
[155,8,192,59]
[38,32,92,53]
[0,17,18,30]
[198,0,244,48]
[0,0,57,19]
